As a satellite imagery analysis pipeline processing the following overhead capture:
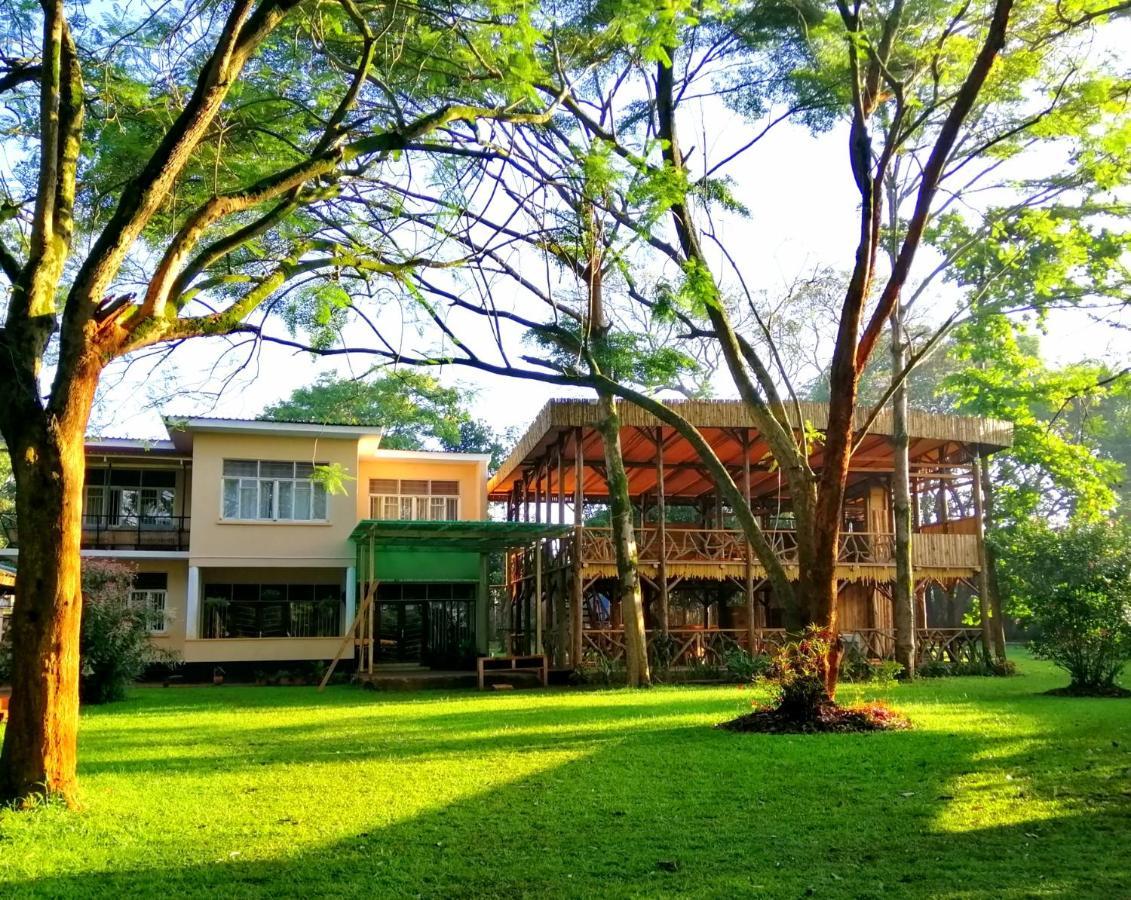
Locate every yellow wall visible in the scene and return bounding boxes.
[357,456,487,521]
[181,637,346,664]
[130,557,189,655]
[188,432,358,567]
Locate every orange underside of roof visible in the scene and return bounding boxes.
[488,399,1012,503]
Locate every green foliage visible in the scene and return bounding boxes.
[917,658,1018,678]
[759,626,834,713]
[722,647,771,682]
[79,559,177,705]
[839,642,904,685]
[1000,519,1131,693]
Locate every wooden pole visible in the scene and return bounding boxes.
[534,537,543,655]
[742,429,756,652]
[571,427,585,666]
[971,455,994,665]
[654,427,669,634]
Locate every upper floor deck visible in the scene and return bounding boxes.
[2,418,491,560]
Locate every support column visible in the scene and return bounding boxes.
[477,553,490,655]
[344,565,356,637]
[185,565,201,640]
[654,427,669,633]
[742,429,756,652]
[972,455,1007,662]
[571,427,585,666]
[534,537,543,655]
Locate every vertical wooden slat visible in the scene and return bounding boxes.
[971,455,993,665]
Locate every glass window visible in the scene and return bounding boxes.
[220,460,328,522]
[368,481,459,521]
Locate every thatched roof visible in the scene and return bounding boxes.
[488,398,1012,502]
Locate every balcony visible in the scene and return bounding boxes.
[576,526,979,573]
[2,514,191,552]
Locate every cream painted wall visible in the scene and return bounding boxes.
[182,637,346,664]
[132,557,189,655]
[357,457,488,521]
[188,432,358,567]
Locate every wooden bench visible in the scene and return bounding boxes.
[477,654,548,690]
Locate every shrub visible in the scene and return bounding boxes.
[1000,519,1131,695]
[917,658,1017,678]
[80,559,177,704]
[723,647,771,682]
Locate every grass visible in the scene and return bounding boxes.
[0,655,1128,899]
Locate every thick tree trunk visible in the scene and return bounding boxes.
[596,393,650,687]
[889,306,916,677]
[0,394,93,805]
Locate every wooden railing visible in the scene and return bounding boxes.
[577,527,978,571]
[578,626,984,667]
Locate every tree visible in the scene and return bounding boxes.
[1000,519,1131,695]
[262,372,512,467]
[0,0,562,803]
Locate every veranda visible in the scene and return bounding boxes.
[488,399,1013,670]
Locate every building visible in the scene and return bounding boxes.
[0,398,1012,676]
[488,399,1012,669]
[2,418,493,674]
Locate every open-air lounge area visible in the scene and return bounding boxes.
[487,400,1012,671]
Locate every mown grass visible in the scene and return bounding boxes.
[1,654,1128,899]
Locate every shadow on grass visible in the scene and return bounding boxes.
[12,682,1131,899]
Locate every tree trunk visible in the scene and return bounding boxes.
[978,463,1008,661]
[889,305,916,677]
[0,397,93,805]
[596,392,650,687]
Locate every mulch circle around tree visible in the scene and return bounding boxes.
[717,702,912,734]
[1044,685,1131,698]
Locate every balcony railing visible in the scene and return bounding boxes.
[575,626,984,667]
[1,513,190,551]
[576,527,978,571]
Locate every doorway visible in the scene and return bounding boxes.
[376,602,425,663]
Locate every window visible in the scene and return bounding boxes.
[201,583,342,639]
[85,469,176,528]
[130,572,168,634]
[221,460,329,521]
[368,479,459,521]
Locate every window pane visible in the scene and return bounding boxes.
[382,496,399,519]
[258,481,274,519]
[222,479,238,518]
[445,497,458,520]
[401,497,415,520]
[293,481,312,520]
[239,481,257,519]
[113,488,140,526]
[277,480,294,520]
[223,459,258,477]
[260,461,295,479]
[312,483,327,519]
[84,486,105,524]
[294,462,315,479]
[431,497,447,521]
[416,496,430,520]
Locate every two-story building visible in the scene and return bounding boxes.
[3,417,492,674]
[1,398,1013,678]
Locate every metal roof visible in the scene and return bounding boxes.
[349,519,572,552]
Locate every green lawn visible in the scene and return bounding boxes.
[1,656,1128,899]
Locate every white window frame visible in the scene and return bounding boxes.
[368,480,459,522]
[130,588,168,634]
[221,460,329,523]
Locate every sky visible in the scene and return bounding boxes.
[82,20,1131,442]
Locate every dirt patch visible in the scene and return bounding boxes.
[717,702,911,734]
